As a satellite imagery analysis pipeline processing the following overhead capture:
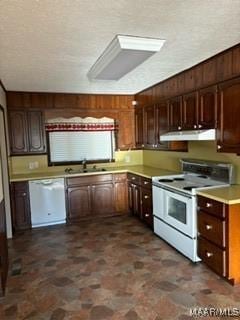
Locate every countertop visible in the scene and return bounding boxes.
[10,165,176,182]
[197,185,240,205]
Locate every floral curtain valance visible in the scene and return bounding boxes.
[45,117,118,132]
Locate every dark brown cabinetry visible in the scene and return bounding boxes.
[197,195,240,284]
[198,86,217,129]
[182,92,198,130]
[118,111,135,150]
[66,173,127,223]
[9,110,46,155]
[0,200,8,296]
[128,173,153,228]
[135,108,144,148]
[143,105,156,148]
[169,96,183,131]
[217,77,240,153]
[11,182,31,231]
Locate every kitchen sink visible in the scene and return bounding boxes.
[65,167,107,174]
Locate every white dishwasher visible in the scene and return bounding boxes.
[29,178,66,228]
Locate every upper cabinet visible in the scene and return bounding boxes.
[155,101,169,150]
[117,110,135,150]
[217,77,240,153]
[182,91,198,130]
[143,105,156,148]
[198,86,217,129]
[9,110,46,155]
[169,96,183,131]
[135,108,144,148]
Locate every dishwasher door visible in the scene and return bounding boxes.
[29,178,66,228]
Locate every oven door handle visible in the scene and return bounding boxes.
[153,184,193,199]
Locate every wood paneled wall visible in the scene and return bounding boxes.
[136,44,240,107]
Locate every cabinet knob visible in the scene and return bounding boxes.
[132,177,136,180]
[178,126,182,130]
[144,195,149,199]
[206,202,212,208]
[22,192,27,197]
[194,125,197,129]
[142,144,145,147]
[206,252,213,258]
[144,181,149,185]
[217,145,222,150]
[145,213,150,217]
[152,144,155,147]
[155,144,158,147]
[198,124,202,129]
[205,224,213,230]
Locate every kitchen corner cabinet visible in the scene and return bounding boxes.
[66,173,128,223]
[197,195,240,285]
[117,110,135,150]
[128,173,153,228]
[9,110,46,155]
[217,77,240,153]
[11,182,32,232]
[135,108,144,148]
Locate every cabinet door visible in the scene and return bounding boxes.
[182,92,198,130]
[0,200,8,296]
[9,111,28,154]
[143,105,155,148]
[198,86,217,129]
[28,111,46,153]
[92,183,114,216]
[67,186,91,222]
[11,182,31,231]
[141,188,153,228]
[118,110,135,150]
[128,183,141,217]
[114,175,128,214]
[155,101,169,150]
[135,108,144,148]
[217,78,240,153]
[169,96,182,131]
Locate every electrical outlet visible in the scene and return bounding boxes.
[29,162,35,170]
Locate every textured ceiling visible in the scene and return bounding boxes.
[0,0,240,94]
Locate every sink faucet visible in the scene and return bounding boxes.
[82,158,87,170]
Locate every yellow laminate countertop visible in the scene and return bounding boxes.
[10,165,176,182]
[197,185,240,205]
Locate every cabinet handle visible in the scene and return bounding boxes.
[144,181,149,185]
[194,125,197,129]
[145,213,150,217]
[198,124,202,129]
[205,224,213,230]
[144,195,149,199]
[178,126,182,130]
[206,202,212,208]
[22,192,27,197]
[217,145,222,150]
[206,252,213,258]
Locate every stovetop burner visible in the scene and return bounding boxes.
[158,179,173,182]
[173,177,185,181]
[183,186,198,191]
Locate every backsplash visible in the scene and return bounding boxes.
[9,150,143,174]
[143,141,240,184]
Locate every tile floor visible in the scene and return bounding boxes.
[1,215,240,320]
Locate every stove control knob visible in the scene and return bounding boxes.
[205,224,213,230]
[206,202,212,208]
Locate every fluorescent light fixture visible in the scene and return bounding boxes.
[87,35,165,81]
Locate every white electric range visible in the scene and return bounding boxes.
[152,159,234,262]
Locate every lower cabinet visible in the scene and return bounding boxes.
[66,173,128,223]
[0,200,8,296]
[10,182,32,232]
[128,173,153,228]
[197,195,240,284]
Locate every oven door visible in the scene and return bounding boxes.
[162,188,196,238]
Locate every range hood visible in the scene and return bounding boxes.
[160,129,216,141]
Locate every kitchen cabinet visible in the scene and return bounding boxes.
[66,173,127,223]
[197,195,240,284]
[0,200,8,296]
[198,85,217,129]
[11,182,32,231]
[217,77,240,153]
[114,173,128,214]
[135,107,144,148]
[9,110,46,155]
[169,96,182,131]
[182,91,198,130]
[143,105,156,148]
[118,110,135,150]
[128,173,153,228]
[155,101,169,150]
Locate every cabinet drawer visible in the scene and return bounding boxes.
[127,173,141,184]
[198,237,226,276]
[113,173,127,182]
[198,195,225,218]
[66,174,113,186]
[198,211,225,248]
[140,177,152,189]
